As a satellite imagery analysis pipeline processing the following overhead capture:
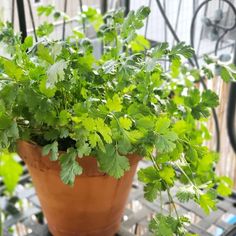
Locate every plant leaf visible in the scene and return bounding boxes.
[202,89,219,108]
[106,94,122,112]
[176,185,195,203]
[198,190,217,214]
[36,22,54,37]
[37,44,54,64]
[155,133,177,153]
[42,141,58,161]
[0,152,23,194]
[46,60,67,88]
[98,144,130,178]
[159,166,175,185]
[129,35,150,52]
[60,149,83,185]
[3,60,23,80]
[119,117,132,130]
[170,42,194,59]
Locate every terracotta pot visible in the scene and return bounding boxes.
[17,141,141,236]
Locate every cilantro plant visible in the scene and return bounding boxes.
[0,6,235,235]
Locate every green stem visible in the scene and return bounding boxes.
[175,161,200,198]
[166,188,178,218]
[175,162,195,187]
[0,78,13,81]
[159,190,163,214]
[149,154,179,220]
[110,112,130,140]
[181,155,197,184]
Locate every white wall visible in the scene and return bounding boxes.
[130,0,235,57]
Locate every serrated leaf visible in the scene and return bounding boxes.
[95,118,112,143]
[37,44,54,64]
[37,4,54,16]
[145,57,158,72]
[59,110,71,126]
[121,6,150,40]
[89,132,102,148]
[152,42,169,58]
[77,142,91,158]
[42,141,58,161]
[138,166,159,184]
[98,144,130,178]
[118,55,140,79]
[144,182,161,202]
[60,149,83,185]
[173,120,190,135]
[119,117,132,130]
[46,60,67,88]
[191,104,210,119]
[156,153,170,163]
[83,7,104,31]
[82,117,95,131]
[155,132,177,154]
[199,190,217,214]
[36,22,54,37]
[155,117,170,134]
[159,166,175,185]
[217,176,233,197]
[170,57,181,78]
[102,60,117,74]
[106,94,122,112]
[170,42,194,59]
[0,152,23,194]
[197,152,217,174]
[59,128,69,138]
[176,185,195,203]
[22,36,33,50]
[184,89,200,107]
[130,35,150,52]
[125,129,144,143]
[117,137,132,154]
[149,214,180,236]
[3,60,23,80]
[220,66,230,82]
[202,89,219,108]
[136,116,155,130]
[39,78,56,97]
[51,43,63,59]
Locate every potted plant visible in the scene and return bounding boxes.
[0,6,235,236]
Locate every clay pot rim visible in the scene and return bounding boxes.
[17,140,142,176]
[17,139,142,160]
[17,139,85,156]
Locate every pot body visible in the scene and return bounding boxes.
[17,141,140,236]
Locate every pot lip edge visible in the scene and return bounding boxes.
[17,139,143,160]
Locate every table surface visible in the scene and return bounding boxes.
[2,161,236,236]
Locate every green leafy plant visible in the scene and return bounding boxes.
[0,6,235,235]
[0,152,23,195]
